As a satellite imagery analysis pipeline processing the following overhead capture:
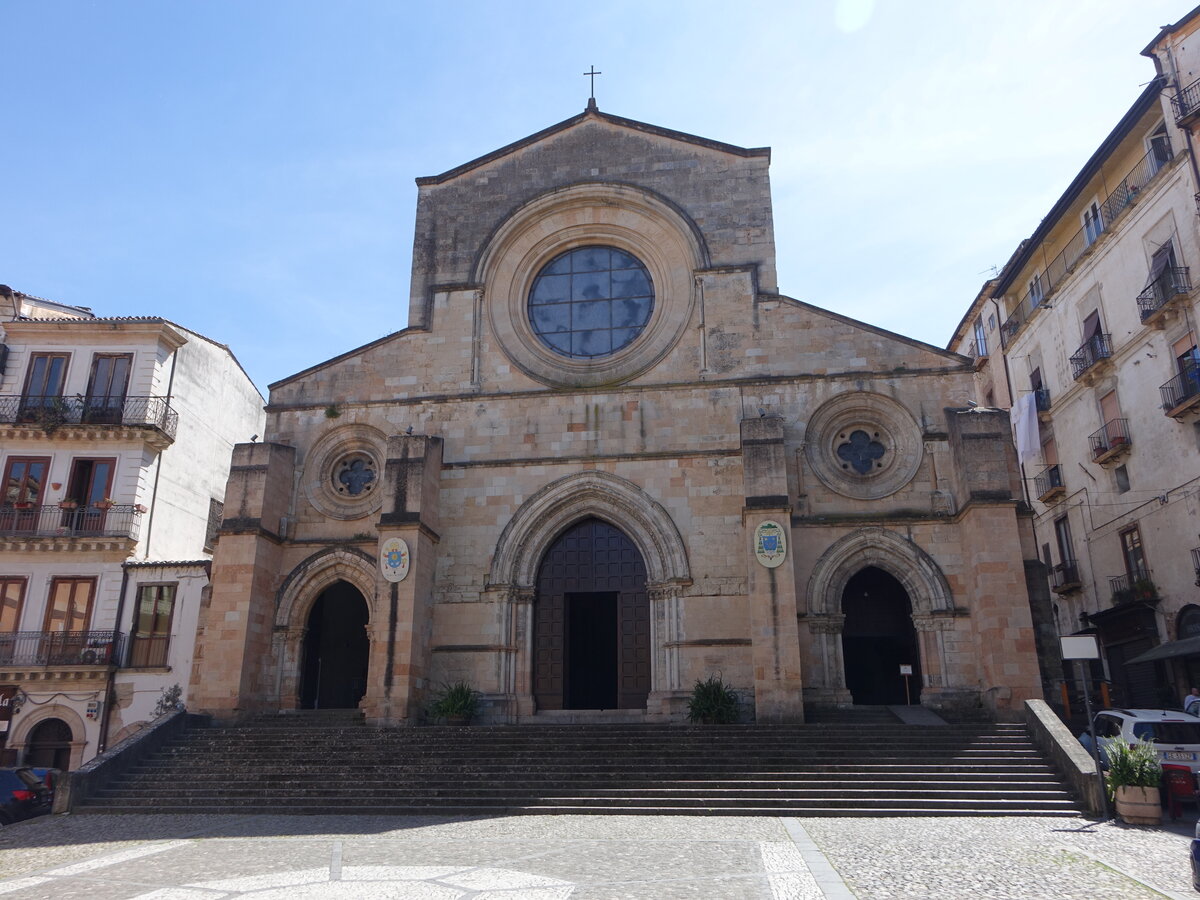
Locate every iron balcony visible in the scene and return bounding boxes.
[1034,464,1065,503]
[1070,334,1113,381]
[0,394,178,440]
[1138,266,1192,323]
[1160,363,1200,418]
[1050,561,1081,594]
[0,631,121,667]
[1088,418,1132,464]
[0,504,143,540]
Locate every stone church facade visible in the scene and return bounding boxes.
[190,103,1053,725]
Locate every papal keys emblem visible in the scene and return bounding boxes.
[753,520,787,569]
[380,537,411,583]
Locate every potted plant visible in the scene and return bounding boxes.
[1133,578,1158,601]
[429,680,478,725]
[685,673,740,724]
[58,499,78,510]
[94,498,115,510]
[1106,736,1162,825]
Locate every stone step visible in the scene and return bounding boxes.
[92,785,1075,802]
[113,768,1064,783]
[79,720,1084,818]
[79,799,1082,815]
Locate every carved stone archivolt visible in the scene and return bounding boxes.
[275,545,379,630]
[488,472,692,707]
[487,470,691,590]
[806,528,954,619]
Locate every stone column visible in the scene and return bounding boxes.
[504,587,535,719]
[648,583,683,715]
[190,442,295,720]
[740,415,805,723]
[274,626,307,710]
[361,434,443,725]
[801,614,852,707]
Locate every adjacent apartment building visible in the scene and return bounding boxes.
[949,5,1200,710]
[0,285,263,768]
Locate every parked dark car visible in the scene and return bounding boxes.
[0,767,56,825]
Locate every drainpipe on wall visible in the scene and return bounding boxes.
[97,566,131,755]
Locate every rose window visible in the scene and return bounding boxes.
[527,246,654,359]
[333,455,376,496]
[836,430,886,475]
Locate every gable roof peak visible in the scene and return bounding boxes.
[415,104,770,187]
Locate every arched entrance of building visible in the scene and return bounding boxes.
[841,566,922,705]
[299,580,369,709]
[26,718,72,770]
[533,518,650,710]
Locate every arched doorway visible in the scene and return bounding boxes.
[299,580,369,709]
[533,518,651,710]
[26,718,72,770]
[841,566,922,705]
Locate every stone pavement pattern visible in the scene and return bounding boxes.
[0,814,1189,899]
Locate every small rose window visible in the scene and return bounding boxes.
[836,430,887,475]
[333,454,376,497]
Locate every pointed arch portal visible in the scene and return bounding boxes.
[841,566,922,705]
[299,580,369,710]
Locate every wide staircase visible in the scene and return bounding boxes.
[77,711,1083,817]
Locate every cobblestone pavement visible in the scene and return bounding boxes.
[0,813,1190,899]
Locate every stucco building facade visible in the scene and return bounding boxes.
[0,287,263,767]
[192,104,1052,726]
[948,6,1200,710]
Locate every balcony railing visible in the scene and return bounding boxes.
[1192,547,1200,586]
[1108,574,1157,605]
[0,394,178,439]
[1159,363,1200,415]
[1173,76,1200,124]
[1050,561,1081,593]
[1034,387,1052,413]
[967,339,988,361]
[126,635,171,669]
[1070,334,1113,380]
[0,631,121,667]
[1033,464,1065,502]
[1089,418,1132,463]
[999,145,1174,348]
[1138,266,1192,321]
[0,504,142,540]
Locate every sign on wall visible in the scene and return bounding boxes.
[380,537,411,583]
[753,520,787,568]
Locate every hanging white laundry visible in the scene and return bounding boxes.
[1009,393,1040,464]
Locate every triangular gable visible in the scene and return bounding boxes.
[416,101,770,187]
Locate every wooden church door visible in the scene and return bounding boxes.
[533,518,650,710]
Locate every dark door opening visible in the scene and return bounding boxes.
[533,518,650,711]
[299,581,369,709]
[841,566,922,705]
[567,592,618,709]
[26,718,72,770]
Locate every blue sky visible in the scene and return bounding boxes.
[1,0,1189,393]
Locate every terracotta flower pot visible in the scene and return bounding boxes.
[1114,784,1162,825]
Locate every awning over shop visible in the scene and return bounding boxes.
[1127,635,1200,664]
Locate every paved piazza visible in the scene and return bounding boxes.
[0,813,1191,899]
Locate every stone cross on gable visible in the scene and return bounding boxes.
[583,66,602,100]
